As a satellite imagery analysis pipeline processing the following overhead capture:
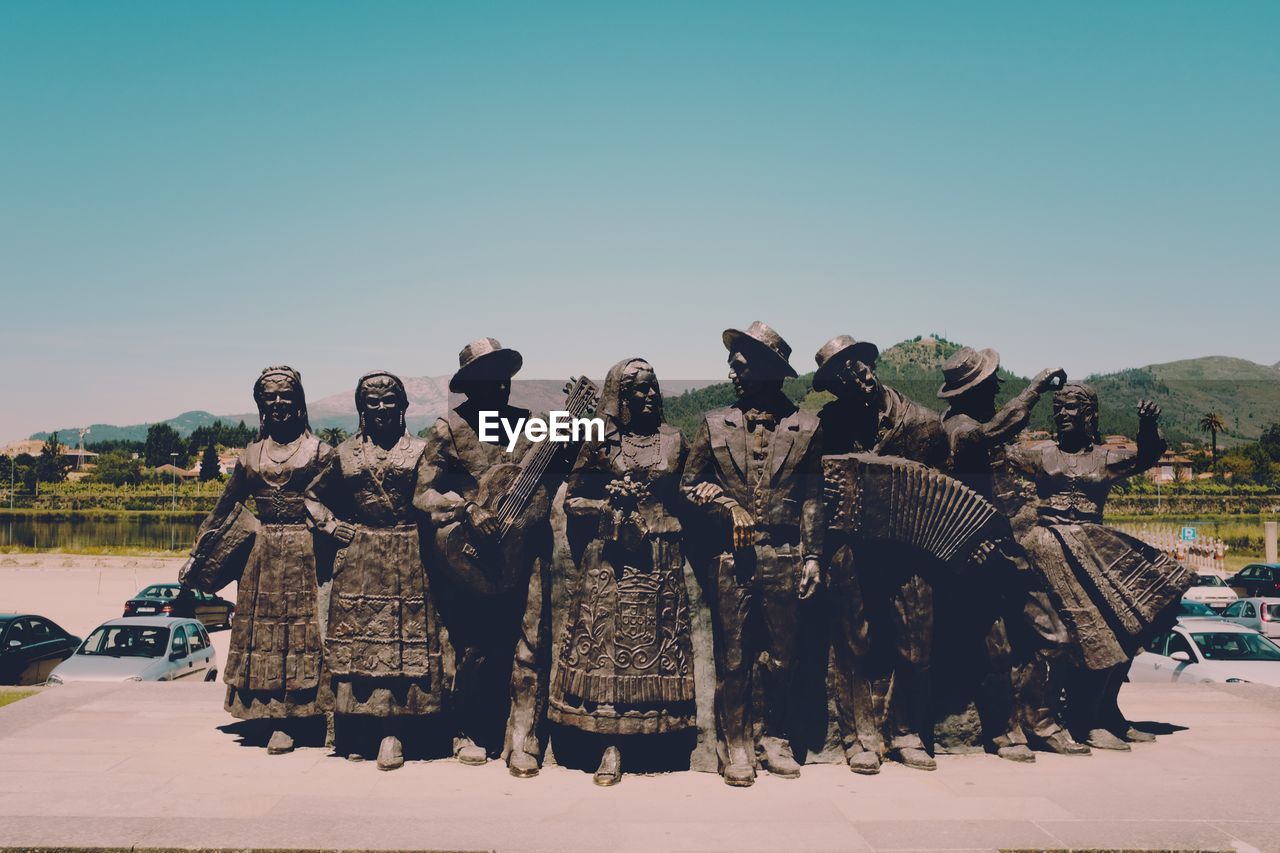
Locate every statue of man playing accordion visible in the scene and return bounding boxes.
[814,334,949,773]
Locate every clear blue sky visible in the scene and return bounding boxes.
[2,1,1277,440]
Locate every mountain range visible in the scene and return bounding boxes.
[30,343,1280,448]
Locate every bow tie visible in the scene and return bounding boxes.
[745,409,776,429]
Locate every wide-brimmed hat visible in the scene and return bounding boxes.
[721,321,797,378]
[449,337,524,393]
[937,347,1000,399]
[813,335,880,393]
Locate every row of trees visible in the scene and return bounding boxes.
[1197,413,1280,487]
[87,420,261,486]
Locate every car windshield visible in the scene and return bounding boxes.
[1179,601,1218,617]
[1192,575,1226,587]
[139,586,176,599]
[79,625,169,658]
[1191,631,1280,662]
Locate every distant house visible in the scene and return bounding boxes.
[216,449,245,476]
[1148,450,1195,483]
[152,463,198,480]
[1,439,98,467]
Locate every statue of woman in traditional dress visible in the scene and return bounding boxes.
[305,372,443,771]
[1009,384,1190,751]
[190,366,331,754]
[551,358,696,786]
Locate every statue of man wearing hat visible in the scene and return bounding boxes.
[813,334,948,772]
[681,321,824,787]
[413,338,552,778]
[936,348,1088,759]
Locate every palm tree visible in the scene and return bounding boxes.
[318,426,349,446]
[1199,412,1226,475]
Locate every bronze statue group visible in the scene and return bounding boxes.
[182,323,1191,787]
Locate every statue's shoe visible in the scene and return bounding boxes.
[891,747,936,771]
[508,749,540,778]
[1122,726,1157,743]
[847,750,881,775]
[266,730,294,755]
[996,744,1036,763]
[722,761,756,788]
[1030,731,1091,755]
[453,737,488,766]
[1084,728,1131,751]
[759,737,801,779]
[593,746,622,787]
[377,735,404,771]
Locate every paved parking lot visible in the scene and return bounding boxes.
[3,556,1280,852]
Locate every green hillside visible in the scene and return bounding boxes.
[666,339,1280,446]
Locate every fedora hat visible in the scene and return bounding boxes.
[937,347,1000,399]
[722,321,797,378]
[449,337,524,393]
[813,335,880,393]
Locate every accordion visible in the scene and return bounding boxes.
[822,453,1005,570]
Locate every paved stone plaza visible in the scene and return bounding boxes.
[1,680,1278,852]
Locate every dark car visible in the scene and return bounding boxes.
[1176,599,1224,620]
[123,584,234,630]
[1227,563,1280,599]
[0,614,82,685]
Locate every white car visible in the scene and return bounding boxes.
[1219,597,1280,641]
[1182,573,1238,611]
[48,617,217,684]
[1129,619,1280,687]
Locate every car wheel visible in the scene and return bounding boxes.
[204,668,218,682]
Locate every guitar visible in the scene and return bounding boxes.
[434,376,599,595]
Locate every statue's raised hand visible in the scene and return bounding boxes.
[1137,399,1161,422]
[1034,367,1067,393]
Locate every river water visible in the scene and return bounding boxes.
[0,516,203,552]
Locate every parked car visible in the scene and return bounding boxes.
[1182,573,1238,611]
[0,614,81,686]
[1175,599,1224,621]
[1219,597,1280,641]
[1129,619,1280,687]
[1226,563,1280,598]
[48,617,217,684]
[123,583,234,629]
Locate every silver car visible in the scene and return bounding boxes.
[1219,597,1280,641]
[47,617,217,684]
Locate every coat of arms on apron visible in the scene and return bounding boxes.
[615,567,662,652]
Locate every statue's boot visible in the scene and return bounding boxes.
[722,747,756,788]
[996,744,1036,763]
[1122,726,1156,743]
[1029,731,1090,756]
[593,745,622,787]
[266,729,294,755]
[758,736,801,779]
[847,750,881,776]
[453,736,488,766]
[890,747,936,771]
[507,749,540,778]
[1083,728,1131,751]
[376,735,404,771]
